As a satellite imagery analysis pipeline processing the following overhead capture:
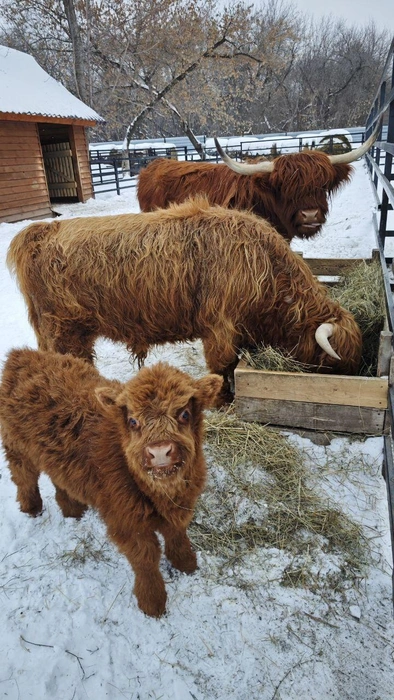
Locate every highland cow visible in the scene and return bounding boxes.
[0,348,222,617]
[7,199,362,400]
[137,127,380,242]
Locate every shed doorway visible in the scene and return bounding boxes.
[38,123,78,203]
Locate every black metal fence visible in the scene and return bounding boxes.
[364,37,394,600]
[89,131,364,196]
[89,144,187,195]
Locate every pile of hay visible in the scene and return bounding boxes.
[189,409,368,592]
[243,259,385,376]
[241,345,316,373]
[331,258,385,375]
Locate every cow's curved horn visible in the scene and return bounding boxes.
[315,323,341,360]
[214,137,274,173]
[328,117,383,165]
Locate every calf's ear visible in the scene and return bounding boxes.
[95,386,121,411]
[195,374,224,407]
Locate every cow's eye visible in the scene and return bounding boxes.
[128,416,141,430]
[178,409,191,425]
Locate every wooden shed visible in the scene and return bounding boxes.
[0,45,105,224]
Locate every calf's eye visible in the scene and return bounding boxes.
[128,416,141,430]
[178,409,191,425]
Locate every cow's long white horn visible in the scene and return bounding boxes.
[328,117,383,165]
[315,323,341,360]
[214,137,274,173]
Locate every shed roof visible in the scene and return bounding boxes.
[0,45,105,123]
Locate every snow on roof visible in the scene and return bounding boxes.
[0,45,105,123]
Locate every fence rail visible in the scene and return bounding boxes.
[89,131,365,196]
[365,36,394,602]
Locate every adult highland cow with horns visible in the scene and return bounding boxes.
[137,125,380,242]
[7,199,362,401]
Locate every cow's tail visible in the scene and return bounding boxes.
[7,221,56,340]
[6,221,53,280]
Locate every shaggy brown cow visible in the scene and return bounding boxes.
[7,198,362,399]
[137,127,380,242]
[0,348,222,617]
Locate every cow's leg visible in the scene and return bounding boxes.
[54,486,88,519]
[38,314,96,363]
[4,444,43,516]
[158,521,197,573]
[108,527,167,617]
[52,326,96,363]
[202,333,239,404]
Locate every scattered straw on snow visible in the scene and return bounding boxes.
[189,408,368,593]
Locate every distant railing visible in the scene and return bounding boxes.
[364,36,394,601]
[89,131,365,196]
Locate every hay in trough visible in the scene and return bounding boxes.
[189,409,368,591]
[243,259,385,376]
[240,345,317,373]
[331,258,385,376]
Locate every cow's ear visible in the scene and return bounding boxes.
[331,163,352,191]
[95,386,121,411]
[195,374,223,407]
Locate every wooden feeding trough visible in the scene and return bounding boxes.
[234,254,391,435]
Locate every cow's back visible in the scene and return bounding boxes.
[137,158,241,212]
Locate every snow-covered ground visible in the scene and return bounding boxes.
[0,161,393,700]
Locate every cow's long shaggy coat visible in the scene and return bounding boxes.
[137,153,352,241]
[7,198,362,397]
[0,348,223,617]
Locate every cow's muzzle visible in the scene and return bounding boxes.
[143,440,184,479]
[295,208,324,236]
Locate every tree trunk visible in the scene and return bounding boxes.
[63,0,90,104]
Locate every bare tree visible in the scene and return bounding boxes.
[0,0,390,142]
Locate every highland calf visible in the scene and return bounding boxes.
[137,126,380,242]
[7,199,362,400]
[0,349,222,617]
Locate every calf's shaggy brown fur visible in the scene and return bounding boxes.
[7,198,362,399]
[0,348,222,617]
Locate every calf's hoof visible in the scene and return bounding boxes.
[20,500,44,517]
[138,591,167,618]
[24,507,44,518]
[135,578,167,618]
[169,551,198,574]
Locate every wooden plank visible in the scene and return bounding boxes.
[234,396,387,435]
[0,159,45,170]
[69,125,93,202]
[293,254,373,276]
[0,169,46,183]
[0,162,47,173]
[43,149,73,158]
[0,199,51,217]
[0,121,38,133]
[0,191,48,206]
[0,180,47,195]
[0,206,52,223]
[235,364,388,409]
[47,180,77,189]
[0,142,42,152]
[377,330,393,376]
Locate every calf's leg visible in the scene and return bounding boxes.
[158,521,197,573]
[109,527,167,617]
[4,445,43,516]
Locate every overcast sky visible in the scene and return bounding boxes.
[256,0,394,33]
